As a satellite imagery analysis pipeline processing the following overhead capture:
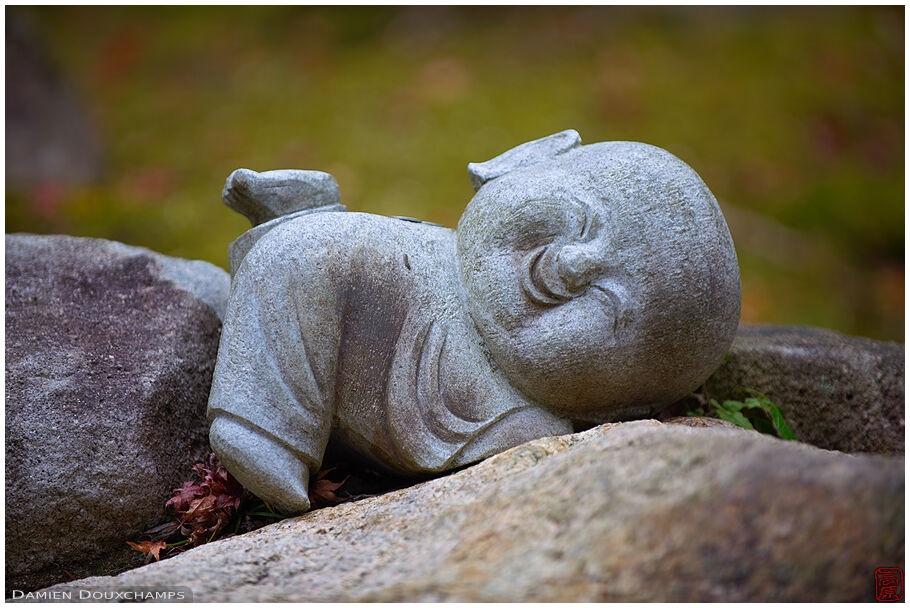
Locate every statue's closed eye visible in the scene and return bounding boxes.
[513,195,620,307]
[521,246,572,306]
[522,238,629,324]
[522,239,608,306]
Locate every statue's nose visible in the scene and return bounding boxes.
[556,241,607,293]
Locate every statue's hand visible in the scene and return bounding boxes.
[222,168,341,227]
[209,415,313,515]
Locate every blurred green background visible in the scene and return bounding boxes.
[6,6,904,341]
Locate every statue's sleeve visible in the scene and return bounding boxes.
[207,232,337,472]
[385,313,572,473]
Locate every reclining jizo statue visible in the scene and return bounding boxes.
[207,130,741,513]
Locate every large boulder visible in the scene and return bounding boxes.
[36,420,904,602]
[704,324,904,454]
[5,234,230,591]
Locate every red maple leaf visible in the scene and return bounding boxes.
[167,453,244,546]
[165,480,204,513]
[311,468,350,505]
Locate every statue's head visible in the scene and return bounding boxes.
[456,131,741,422]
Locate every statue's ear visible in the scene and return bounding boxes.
[467,129,582,192]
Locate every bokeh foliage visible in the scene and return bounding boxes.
[6,6,904,340]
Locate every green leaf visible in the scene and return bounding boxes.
[715,407,755,430]
[742,397,764,410]
[720,400,747,412]
[690,389,795,439]
[769,405,796,440]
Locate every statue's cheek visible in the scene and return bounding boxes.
[507,301,614,369]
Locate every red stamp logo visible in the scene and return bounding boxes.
[875,568,904,602]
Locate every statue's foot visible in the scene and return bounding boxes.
[209,415,312,514]
[222,168,342,227]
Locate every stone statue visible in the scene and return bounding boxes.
[207,130,741,513]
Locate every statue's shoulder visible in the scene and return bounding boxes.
[252,211,451,259]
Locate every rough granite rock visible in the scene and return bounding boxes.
[705,324,904,454]
[5,234,230,591]
[37,420,904,602]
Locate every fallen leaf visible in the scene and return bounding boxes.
[126,540,167,562]
[180,494,218,524]
[188,510,231,547]
[311,468,350,505]
[167,453,245,546]
[165,480,204,513]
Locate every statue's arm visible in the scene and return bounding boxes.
[386,317,572,473]
[208,225,340,514]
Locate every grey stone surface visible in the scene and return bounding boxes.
[223,168,348,275]
[93,239,231,321]
[705,324,905,454]
[5,234,229,590]
[467,128,581,190]
[227,205,347,277]
[37,421,904,602]
[222,168,342,227]
[208,131,741,514]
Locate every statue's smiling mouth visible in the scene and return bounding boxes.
[587,277,631,336]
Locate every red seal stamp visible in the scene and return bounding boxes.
[875,567,903,602]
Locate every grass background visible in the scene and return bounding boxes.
[6,6,904,341]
